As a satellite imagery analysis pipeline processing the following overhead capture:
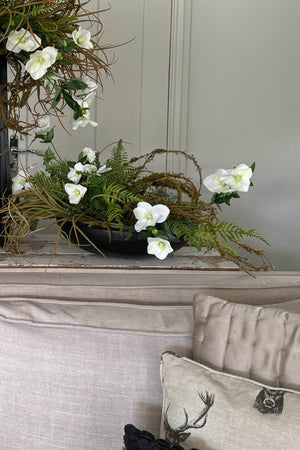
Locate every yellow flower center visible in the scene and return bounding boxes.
[158,241,167,249]
[232,174,243,184]
[144,212,154,221]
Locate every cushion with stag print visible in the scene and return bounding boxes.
[160,352,300,450]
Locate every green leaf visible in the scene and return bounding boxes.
[62,41,76,54]
[62,79,88,91]
[137,231,150,240]
[59,59,72,66]
[42,147,56,170]
[91,198,105,210]
[62,91,80,111]
[34,150,45,157]
[73,108,85,120]
[36,127,55,144]
[250,161,256,172]
[44,148,55,161]
[159,221,180,242]
[51,85,62,109]
[211,191,240,207]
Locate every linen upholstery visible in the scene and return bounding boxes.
[160,352,300,450]
[0,299,193,449]
[0,271,300,449]
[1,271,300,305]
[193,294,300,389]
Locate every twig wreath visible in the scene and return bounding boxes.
[0,0,114,135]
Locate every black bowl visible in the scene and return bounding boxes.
[60,222,185,256]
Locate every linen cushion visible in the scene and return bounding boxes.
[160,351,300,450]
[192,294,300,389]
[193,286,300,306]
[0,299,193,449]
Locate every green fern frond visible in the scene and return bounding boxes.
[105,140,139,186]
[105,203,123,224]
[100,182,141,205]
[214,221,270,246]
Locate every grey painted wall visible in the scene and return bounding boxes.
[23,0,299,270]
[187,0,300,270]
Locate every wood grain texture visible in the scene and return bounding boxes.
[0,223,237,270]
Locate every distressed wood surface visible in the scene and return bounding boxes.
[0,224,238,271]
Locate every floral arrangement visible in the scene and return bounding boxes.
[1,128,272,273]
[0,0,113,135]
[0,1,271,273]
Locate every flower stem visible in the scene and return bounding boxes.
[50,141,64,163]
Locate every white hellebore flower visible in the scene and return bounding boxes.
[64,183,87,205]
[67,168,81,184]
[35,116,51,135]
[12,170,30,194]
[203,168,233,194]
[72,111,98,130]
[80,75,98,95]
[133,201,170,232]
[73,76,97,108]
[6,28,41,53]
[226,164,253,192]
[72,92,96,109]
[147,237,173,260]
[96,165,112,175]
[74,163,97,173]
[72,27,93,50]
[74,162,97,174]
[73,90,96,109]
[82,164,97,174]
[82,147,96,163]
[25,46,58,80]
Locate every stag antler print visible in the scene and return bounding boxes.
[164,390,215,445]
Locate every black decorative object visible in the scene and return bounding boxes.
[254,388,286,415]
[61,222,185,256]
[123,424,200,450]
[0,55,11,247]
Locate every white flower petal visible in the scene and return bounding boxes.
[82,164,97,174]
[64,183,87,205]
[72,27,93,50]
[96,165,112,175]
[25,46,58,80]
[12,170,30,194]
[82,147,96,163]
[147,237,173,260]
[73,162,96,174]
[35,116,51,134]
[6,28,41,54]
[133,202,170,231]
[226,164,253,192]
[203,169,233,193]
[72,111,98,130]
[152,204,170,223]
[67,168,81,184]
[74,162,85,172]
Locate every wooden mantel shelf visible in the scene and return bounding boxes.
[0,225,238,271]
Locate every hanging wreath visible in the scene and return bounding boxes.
[0,0,115,135]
